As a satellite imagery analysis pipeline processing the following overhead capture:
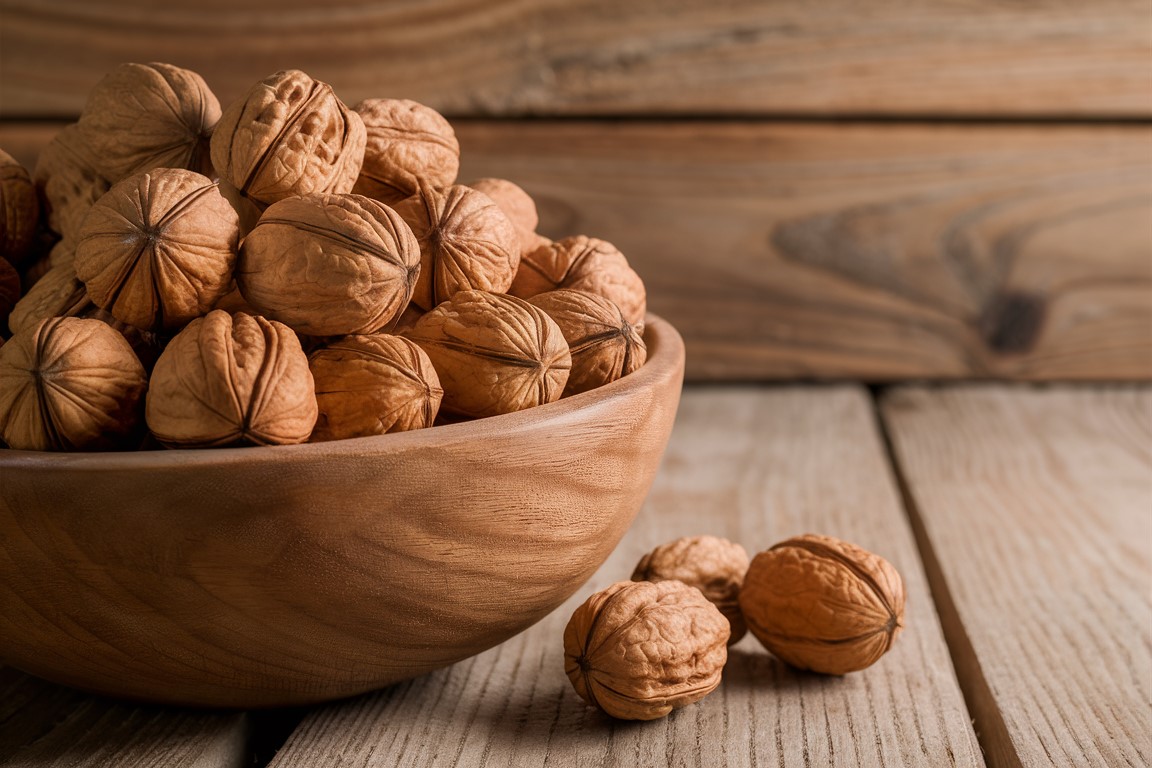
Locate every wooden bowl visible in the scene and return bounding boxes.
[0,316,684,708]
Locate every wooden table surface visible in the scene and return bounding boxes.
[1,384,1148,768]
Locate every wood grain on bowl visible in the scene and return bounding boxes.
[0,315,684,708]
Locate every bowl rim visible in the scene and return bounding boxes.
[0,313,684,470]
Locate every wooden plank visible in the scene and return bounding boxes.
[266,387,983,767]
[3,121,1148,381]
[881,386,1152,768]
[0,666,249,767]
[1,1,1149,118]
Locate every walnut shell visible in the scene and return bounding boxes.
[510,235,646,328]
[393,184,520,312]
[237,193,419,336]
[309,334,442,441]
[146,310,317,448]
[467,178,538,254]
[211,70,366,208]
[404,290,570,419]
[0,317,146,451]
[527,289,646,396]
[632,535,750,644]
[739,534,906,675]
[564,580,729,721]
[33,124,110,242]
[353,99,459,205]
[1,149,40,267]
[75,168,239,332]
[77,62,220,182]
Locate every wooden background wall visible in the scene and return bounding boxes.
[2,0,1150,380]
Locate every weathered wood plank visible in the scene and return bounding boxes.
[3,121,1148,380]
[266,387,982,767]
[1,0,1149,118]
[0,667,249,767]
[881,386,1152,768]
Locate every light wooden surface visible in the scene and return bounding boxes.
[1,0,1149,118]
[882,386,1152,768]
[0,667,247,767]
[3,121,1149,381]
[265,387,982,767]
[0,316,681,708]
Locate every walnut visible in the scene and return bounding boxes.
[1,258,19,328]
[527,289,646,396]
[237,193,419,336]
[145,310,317,448]
[33,124,110,242]
[76,62,220,182]
[74,168,239,332]
[211,70,366,208]
[404,290,570,419]
[353,99,459,205]
[1,149,39,267]
[467,178,538,255]
[309,334,442,441]
[739,534,905,675]
[510,236,646,328]
[0,317,146,451]
[564,580,729,720]
[8,263,165,370]
[632,535,750,644]
[19,253,53,291]
[393,184,520,311]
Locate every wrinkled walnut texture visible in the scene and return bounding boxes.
[0,317,147,451]
[145,310,317,448]
[1,149,39,266]
[33,124,110,242]
[404,290,570,419]
[739,533,905,675]
[353,99,459,205]
[393,184,520,312]
[77,62,220,182]
[211,69,366,207]
[510,235,646,328]
[527,289,646,397]
[238,193,419,336]
[309,334,442,441]
[0,258,19,325]
[75,168,239,332]
[633,535,750,644]
[564,580,729,720]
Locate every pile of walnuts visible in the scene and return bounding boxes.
[0,64,648,452]
[564,533,906,720]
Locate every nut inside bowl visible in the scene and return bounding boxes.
[0,314,685,708]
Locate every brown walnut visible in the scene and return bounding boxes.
[467,178,538,255]
[739,534,905,675]
[353,99,459,205]
[309,334,442,441]
[33,124,110,242]
[633,535,750,644]
[146,310,317,448]
[77,62,220,182]
[75,168,239,332]
[404,290,570,419]
[527,289,646,396]
[237,193,419,336]
[0,258,19,328]
[510,235,646,328]
[564,580,729,721]
[393,184,520,311]
[0,317,146,451]
[1,148,40,266]
[211,70,366,208]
